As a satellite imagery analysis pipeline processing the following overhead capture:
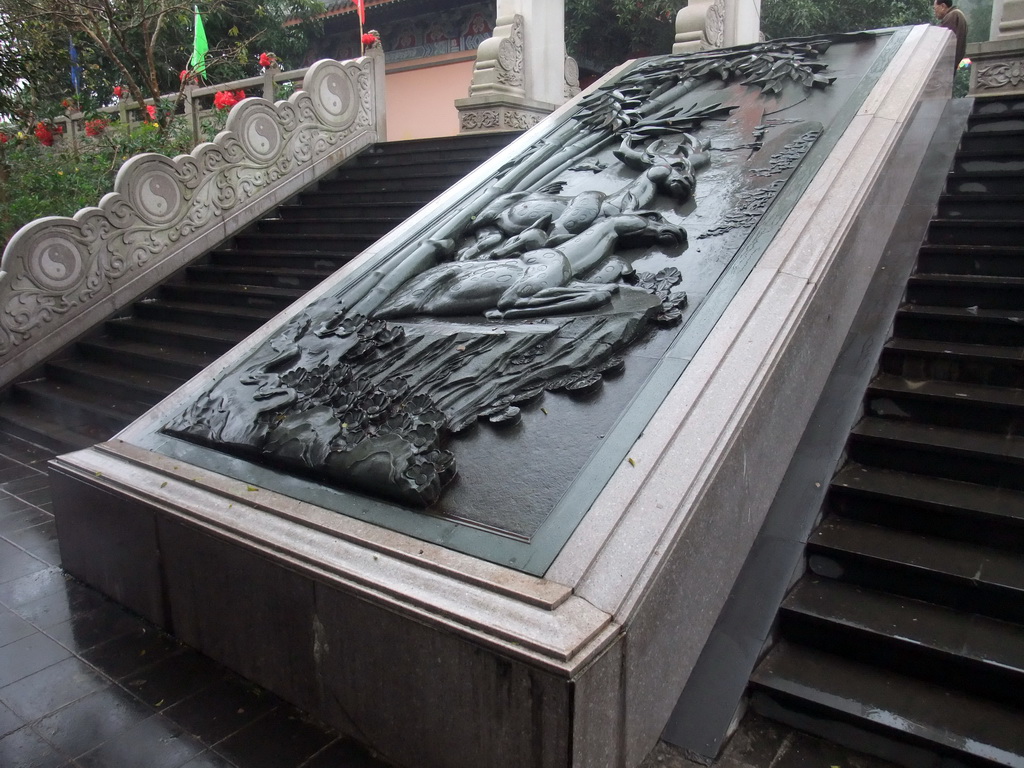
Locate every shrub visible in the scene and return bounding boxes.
[0,114,202,249]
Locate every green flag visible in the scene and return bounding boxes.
[189,5,209,78]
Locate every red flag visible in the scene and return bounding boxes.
[354,0,365,24]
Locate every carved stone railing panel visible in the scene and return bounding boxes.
[0,54,386,388]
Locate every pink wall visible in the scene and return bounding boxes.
[385,59,476,141]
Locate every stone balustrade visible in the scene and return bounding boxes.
[0,53,386,389]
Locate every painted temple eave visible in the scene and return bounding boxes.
[284,0,415,27]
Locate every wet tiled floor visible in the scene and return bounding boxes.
[0,433,389,768]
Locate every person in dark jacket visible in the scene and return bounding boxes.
[934,1,969,68]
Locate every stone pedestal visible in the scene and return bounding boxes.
[968,0,1024,97]
[456,1,573,133]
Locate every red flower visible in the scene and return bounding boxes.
[180,69,189,82]
[361,32,378,46]
[85,118,108,137]
[213,90,246,110]
[113,85,123,98]
[145,104,157,120]
[258,52,275,68]
[34,122,54,146]
[0,133,8,144]
[54,124,63,134]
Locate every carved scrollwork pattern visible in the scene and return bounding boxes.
[496,15,525,88]
[565,56,581,99]
[503,112,540,130]
[975,59,1024,90]
[461,110,502,131]
[702,0,727,49]
[0,57,380,362]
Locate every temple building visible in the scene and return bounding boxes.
[291,0,499,139]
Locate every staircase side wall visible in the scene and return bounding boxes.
[0,53,386,390]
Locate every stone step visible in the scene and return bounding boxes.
[807,515,1024,623]
[959,129,1024,154]
[254,216,399,237]
[881,336,1024,387]
[103,316,245,355]
[916,244,1024,277]
[273,201,422,221]
[829,462,1024,551]
[297,188,439,206]
[865,372,1024,437]
[751,642,1024,768]
[848,415,1024,494]
[881,336,1024,389]
[937,193,1024,219]
[895,303,1024,347]
[204,250,352,273]
[927,219,1024,247]
[185,263,332,290]
[780,577,1024,707]
[8,378,144,435]
[946,170,1024,195]
[230,232,377,254]
[44,356,184,404]
[157,281,304,311]
[75,335,216,380]
[0,402,99,454]
[318,167,472,188]
[132,299,278,333]
[906,273,1024,311]
[364,132,517,158]
[967,108,1024,135]
[346,156,492,178]
[351,146,505,170]
[953,149,1024,174]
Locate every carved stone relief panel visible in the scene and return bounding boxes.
[975,57,1024,90]
[151,33,892,569]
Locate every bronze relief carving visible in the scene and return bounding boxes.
[163,38,855,517]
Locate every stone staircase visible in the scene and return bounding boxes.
[749,96,1024,767]
[0,132,515,454]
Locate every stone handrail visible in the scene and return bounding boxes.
[0,53,386,389]
[56,64,311,146]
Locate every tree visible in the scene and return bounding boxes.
[0,7,66,121]
[760,0,933,39]
[565,0,935,77]
[0,0,323,131]
[567,0,685,75]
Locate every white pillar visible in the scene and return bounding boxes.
[1000,0,1024,37]
[497,0,566,106]
[727,0,762,47]
[991,0,1006,40]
